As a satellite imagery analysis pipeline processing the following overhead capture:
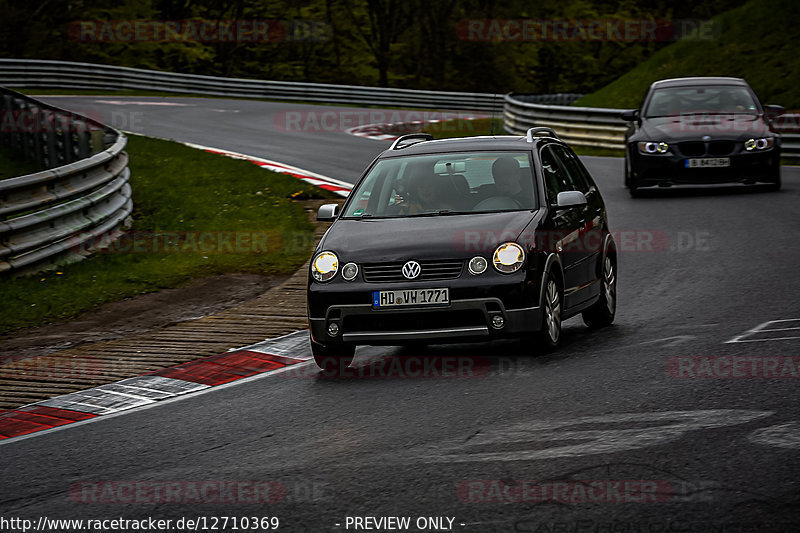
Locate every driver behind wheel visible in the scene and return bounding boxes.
[492,155,524,196]
[399,172,457,214]
[477,155,523,201]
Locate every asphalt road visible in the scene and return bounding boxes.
[2,96,800,532]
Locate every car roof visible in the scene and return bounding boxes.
[378,135,552,157]
[650,77,749,89]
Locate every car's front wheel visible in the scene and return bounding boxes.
[523,272,562,353]
[312,341,355,373]
[582,253,617,328]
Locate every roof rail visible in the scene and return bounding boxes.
[390,133,434,150]
[526,127,559,142]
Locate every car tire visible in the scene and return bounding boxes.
[582,253,617,329]
[525,272,562,353]
[312,341,355,373]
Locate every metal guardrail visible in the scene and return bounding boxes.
[504,93,800,159]
[0,87,132,274]
[0,58,507,112]
[504,93,627,150]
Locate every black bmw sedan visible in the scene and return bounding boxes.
[621,77,783,196]
[306,130,618,371]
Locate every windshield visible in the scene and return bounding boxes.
[644,85,759,118]
[342,151,537,218]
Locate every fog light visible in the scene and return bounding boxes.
[327,322,340,336]
[342,262,358,281]
[469,256,488,275]
[491,315,505,329]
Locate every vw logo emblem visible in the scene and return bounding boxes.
[402,260,421,280]
[702,135,711,141]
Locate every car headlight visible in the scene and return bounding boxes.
[312,251,338,282]
[744,137,774,151]
[637,141,670,154]
[493,243,525,273]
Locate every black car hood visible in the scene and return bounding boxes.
[639,115,772,142]
[319,210,537,262]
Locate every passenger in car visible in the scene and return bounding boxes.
[477,156,524,199]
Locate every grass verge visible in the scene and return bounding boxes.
[574,0,800,110]
[0,134,336,335]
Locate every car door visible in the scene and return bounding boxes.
[539,145,591,310]
[551,144,604,301]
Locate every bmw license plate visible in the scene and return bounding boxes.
[685,158,730,168]
[372,288,449,308]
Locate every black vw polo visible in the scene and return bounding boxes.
[307,130,617,371]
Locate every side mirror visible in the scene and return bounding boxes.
[620,109,639,122]
[764,104,785,118]
[555,191,588,210]
[317,203,340,221]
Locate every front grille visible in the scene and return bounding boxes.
[362,260,464,283]
[708,141,735,156]
[343,309,484,332]
[678,142,705,156]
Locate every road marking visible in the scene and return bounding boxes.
[94,100,195,106]
[640,335,695,347]
[726,318,800,343]
[181,141,353,197]
[749,422,800,449]
[423,410,773,464]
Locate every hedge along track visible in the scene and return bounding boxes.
[0,199,336,410]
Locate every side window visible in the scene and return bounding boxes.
[540,146,577,204]
[553,145,592,194]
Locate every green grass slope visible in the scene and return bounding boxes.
[575,0,800,109]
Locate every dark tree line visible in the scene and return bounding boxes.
[0,0,749,94]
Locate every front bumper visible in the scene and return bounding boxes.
[308,268,544,346]
[309,298,541,345]
[630,147,780,186]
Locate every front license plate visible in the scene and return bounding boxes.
[372,288,449,308]
[685,157,730,168]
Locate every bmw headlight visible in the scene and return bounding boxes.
[744,137,774,151]
[493,243,525,273]
[638,141,670,155]
[312,251,338,282]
